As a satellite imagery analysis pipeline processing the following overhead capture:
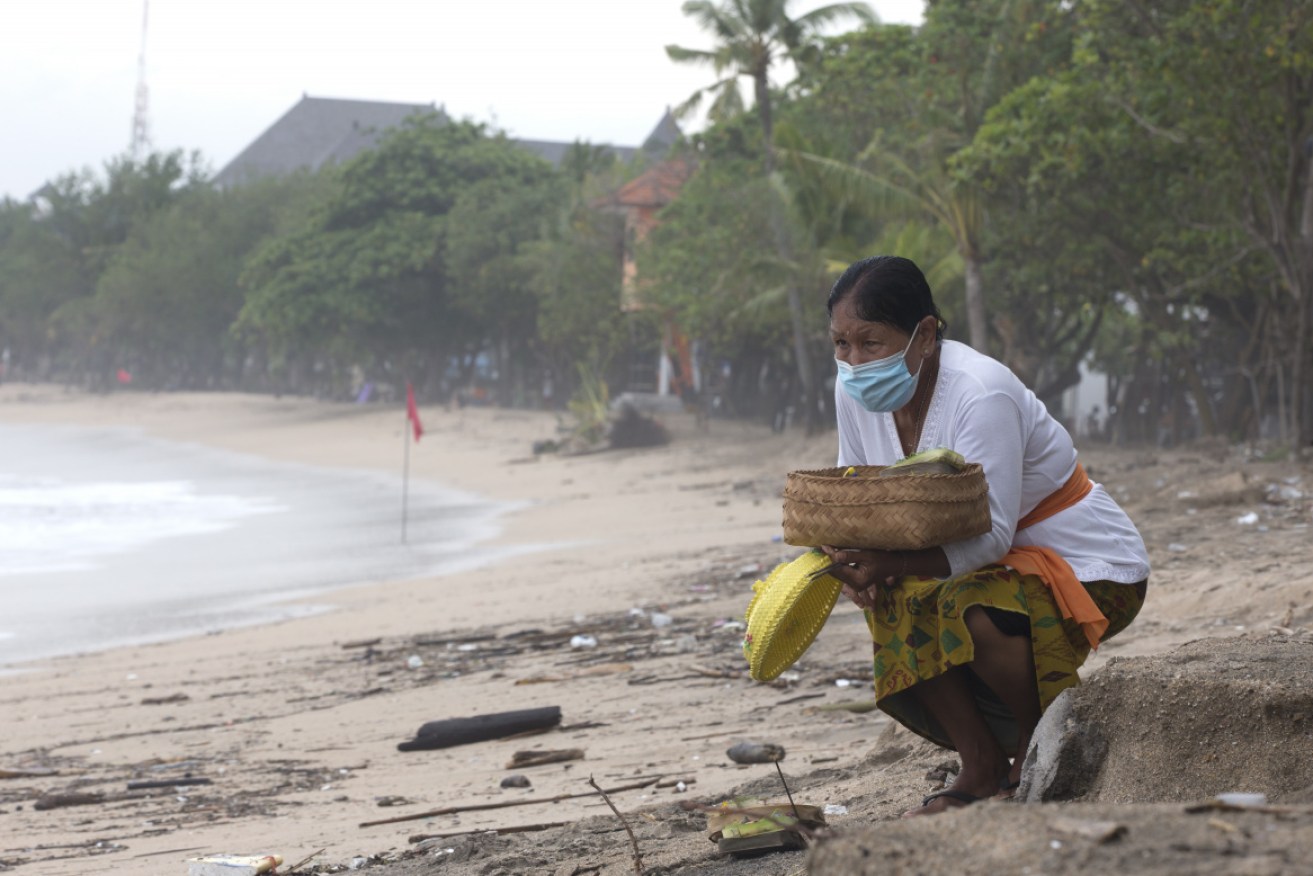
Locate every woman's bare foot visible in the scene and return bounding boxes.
[903,762,1008,817]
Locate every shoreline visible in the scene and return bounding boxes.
[0,417,524,667]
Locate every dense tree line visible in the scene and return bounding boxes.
[641,0,1312,447]
[1,0,1310,448]
[0,121,636,406]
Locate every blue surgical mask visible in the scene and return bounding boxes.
[836,326,922,413]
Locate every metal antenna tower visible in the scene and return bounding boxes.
[130,0,151,160]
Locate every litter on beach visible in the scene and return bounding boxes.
[186,854,282,876]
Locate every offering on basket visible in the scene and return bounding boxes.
[781,448,991,551]
[742,549,843,682]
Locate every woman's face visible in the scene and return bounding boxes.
[830,296,936,369]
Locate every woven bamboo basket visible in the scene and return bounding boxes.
[781,463,991,550]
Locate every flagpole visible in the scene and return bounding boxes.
[401,407,410,545]
[401,381,423,545]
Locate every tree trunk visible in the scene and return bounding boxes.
[1182,355,1217,438]
[1294,146,1313,450]
[785,283,819,432]
[1292,283,1310,449]
[963,252,988,354]
[757,79,817,431]
[756,72,774,175]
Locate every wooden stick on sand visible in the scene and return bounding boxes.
[358,777,659,828]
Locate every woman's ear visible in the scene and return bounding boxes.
[920,315,939,353]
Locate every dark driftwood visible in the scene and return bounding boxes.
[408,821,570,843]
[507,748,584,769]
[34,792,105,811]
[397,706,562,752]
[358,777,659,828]
[126,777,213,790]
[0,767,57,779]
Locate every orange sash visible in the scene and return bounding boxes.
[1000,463,1108,650]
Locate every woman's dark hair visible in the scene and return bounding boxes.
[826,255,946,340]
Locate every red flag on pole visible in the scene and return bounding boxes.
[406,382,424,442]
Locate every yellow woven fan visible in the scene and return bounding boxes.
[742,549,843,682]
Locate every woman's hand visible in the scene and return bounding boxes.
[820,545,900,611]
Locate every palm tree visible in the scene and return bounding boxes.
[794,139,990,352]
[667,0,875,429]
[667,0,875,174]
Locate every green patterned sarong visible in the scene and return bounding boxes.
[864,566,1144,752]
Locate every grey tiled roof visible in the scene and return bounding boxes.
[213,96,445,188]
[641,109,682,157]
[213,95,682,187]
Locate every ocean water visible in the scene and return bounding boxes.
[0,423,515,666]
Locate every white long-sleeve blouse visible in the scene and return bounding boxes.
[835,340,1150,584]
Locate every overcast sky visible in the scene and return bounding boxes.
[1,0,924,200]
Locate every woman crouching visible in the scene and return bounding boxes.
[820,256,1150,817]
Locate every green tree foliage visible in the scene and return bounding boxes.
[83,174,329,389]
[238,118,555,395]
[0,150,208,383]
[668,0,874,430]
[447,174,562,404]
[1072,0,1313,445]
[520,146,629,397]
[0,200,86,371]
[957,0,1313,442]
[641,157,787,352]
[666,0,875,163]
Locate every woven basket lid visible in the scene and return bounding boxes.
[742,549,843,682]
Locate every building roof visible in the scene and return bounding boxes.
[612,158,696,208]
[640,109,682,158]
[214,96,682,188]
[213,96,445,188]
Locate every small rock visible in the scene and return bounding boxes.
[501,774,532,789]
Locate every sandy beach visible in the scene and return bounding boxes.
[2,384,1312,875]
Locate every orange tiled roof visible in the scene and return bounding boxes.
[612,158,695,208]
